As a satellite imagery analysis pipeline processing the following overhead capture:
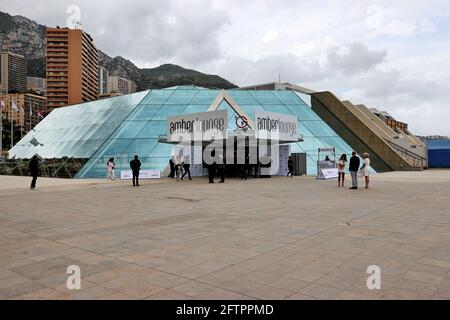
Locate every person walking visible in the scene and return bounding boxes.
[349,151,360,190]
[107,158,116,180]
[287,156,294,178]
[181,155,192,181]
[29,154,39,190]
[359,153,371,189]
[130,155,141,187]
[337,154,348,187]
[169,156,175,178]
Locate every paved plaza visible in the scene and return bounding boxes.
[1,170,450,300]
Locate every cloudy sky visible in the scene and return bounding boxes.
[3,0,450,135]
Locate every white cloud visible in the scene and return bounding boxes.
[262,29,279,43]
[327,42,387,74]
[378,20,418,37]
[1,0,450,135]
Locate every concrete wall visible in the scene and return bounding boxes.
[311,94,392,172]
[354,104,397,138]
[311,92,422,172]
[355,104,427,162]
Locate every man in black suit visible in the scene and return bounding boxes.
[349,151,360,189]
[29,154,39,190]
[168,157,175,178]
[217,154,225,183]
[130,155,141,187]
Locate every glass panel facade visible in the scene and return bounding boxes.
[77,88,217,178]
[8,91,149,160]
[10,87,356,178]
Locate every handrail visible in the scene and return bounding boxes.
[384,138,426,167]
[385,139,426,160]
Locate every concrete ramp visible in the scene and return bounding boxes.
[311,92,425,172]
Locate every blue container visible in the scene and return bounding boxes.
[427,139,450,168]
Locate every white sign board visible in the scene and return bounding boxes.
[120,170,161,180]
[254,110,299,142]
[167,110,228,142]
[319,168,339,180]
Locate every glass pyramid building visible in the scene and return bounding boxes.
[9,86,355,178]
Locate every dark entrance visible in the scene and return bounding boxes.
[201,136,270,179]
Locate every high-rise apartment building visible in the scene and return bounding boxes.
[1,93,47,132]
[107,76,137,96]
[27,76,47,95]
[46,27,99,109]
[0,46,27,93]
[98,66,108,95]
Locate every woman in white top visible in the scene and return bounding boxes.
[359,153,371,189]
[107,158,116,180]
[337,154,347,187]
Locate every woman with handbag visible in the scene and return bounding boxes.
[107,158,116,180]
[337,154,347,187]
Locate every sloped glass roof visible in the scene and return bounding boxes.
[227,90,352,174]
[77,88,355,177]
[77,88,220,178]
[9,91,149,159]
[10,87,356,177]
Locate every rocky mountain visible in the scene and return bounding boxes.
[140,64,237,89]
[0,11,46,59]
[0,10,237,91]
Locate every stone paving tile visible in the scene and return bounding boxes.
[14,287,69,300]
[0,269,18,280]
[286,292,317,300]
[315,274,359,291]
[1,171,450,299]
[84,270,122,285]
[171,280,231,298]
[65,285,116,300]
[195,270,243,287]
[419,257,450,269]
[193,288,253,300]
[383,288,433,300]
[217,278,264,297]
[0,273,31,289]
[391,278,438,296]
[102,277,166,299]
[146,289,191,300]
[99,292,135,300]
[36,272,97,293]
[404,264,448,285]
[335,290,383,300]
[238,271,284,285]
[172,261,230,279]
[432,286,450,299]
[284,267,326,283]
[0,280,45,299]
[268,276,311,292]
[249,286,295,300]
[298,284,342,300]
[344,279,389,299]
